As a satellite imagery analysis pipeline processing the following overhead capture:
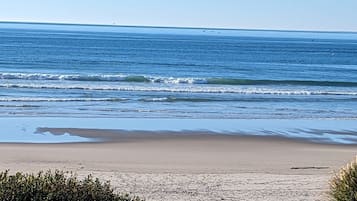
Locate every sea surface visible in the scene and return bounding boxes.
[1,22,357,143]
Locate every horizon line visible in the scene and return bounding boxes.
[1,20,357,35]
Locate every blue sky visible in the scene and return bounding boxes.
[1,0,357,31]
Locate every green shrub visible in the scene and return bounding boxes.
[330,156,357,201]
[0,170,142,201]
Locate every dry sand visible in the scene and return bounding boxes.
[0,129,357,201]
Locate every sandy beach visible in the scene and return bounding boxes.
[0,130,356,201]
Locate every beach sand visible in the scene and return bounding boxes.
[0,129,356,201]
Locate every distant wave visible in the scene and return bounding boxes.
[2,96,355,103]
[0,97,126,102]
[206,78,357,87]
[1,72,357,87]
[1,83,357,96]
[139,97,218,102]
[0,72,152,83]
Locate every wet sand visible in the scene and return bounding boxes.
[0,129,356,200]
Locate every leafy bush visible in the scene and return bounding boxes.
[330,156,357,201]
[0,170,142,201]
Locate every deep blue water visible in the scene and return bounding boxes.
[1,22,357,120]
[1,22,357,143]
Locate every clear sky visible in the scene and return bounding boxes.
[1,0,357,32]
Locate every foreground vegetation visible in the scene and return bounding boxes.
[330,156,357,201]
[0,170,142,201]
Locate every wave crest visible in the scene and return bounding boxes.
[2,72,357,87]
[0,97,126,102]
[1,83,357,96]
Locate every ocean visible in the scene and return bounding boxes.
[1,22,357,143]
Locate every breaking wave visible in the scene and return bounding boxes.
[0,97,126,102]
[1,83,357,96]
[1,72,357,87]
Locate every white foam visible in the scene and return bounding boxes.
[0,97,125,102]
[1,83,357,96]
[0,72,208,84]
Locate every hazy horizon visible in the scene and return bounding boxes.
[2,21,357,34]
[1,0,357,32]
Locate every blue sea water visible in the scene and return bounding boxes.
[1,22,357,143]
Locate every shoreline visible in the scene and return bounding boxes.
[35,127,357,147]
[3,117,357,144]
[1,132,357,200]
[0,117,357,146]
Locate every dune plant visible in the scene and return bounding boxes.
[0,170,142,201]
[330,156,357,201]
